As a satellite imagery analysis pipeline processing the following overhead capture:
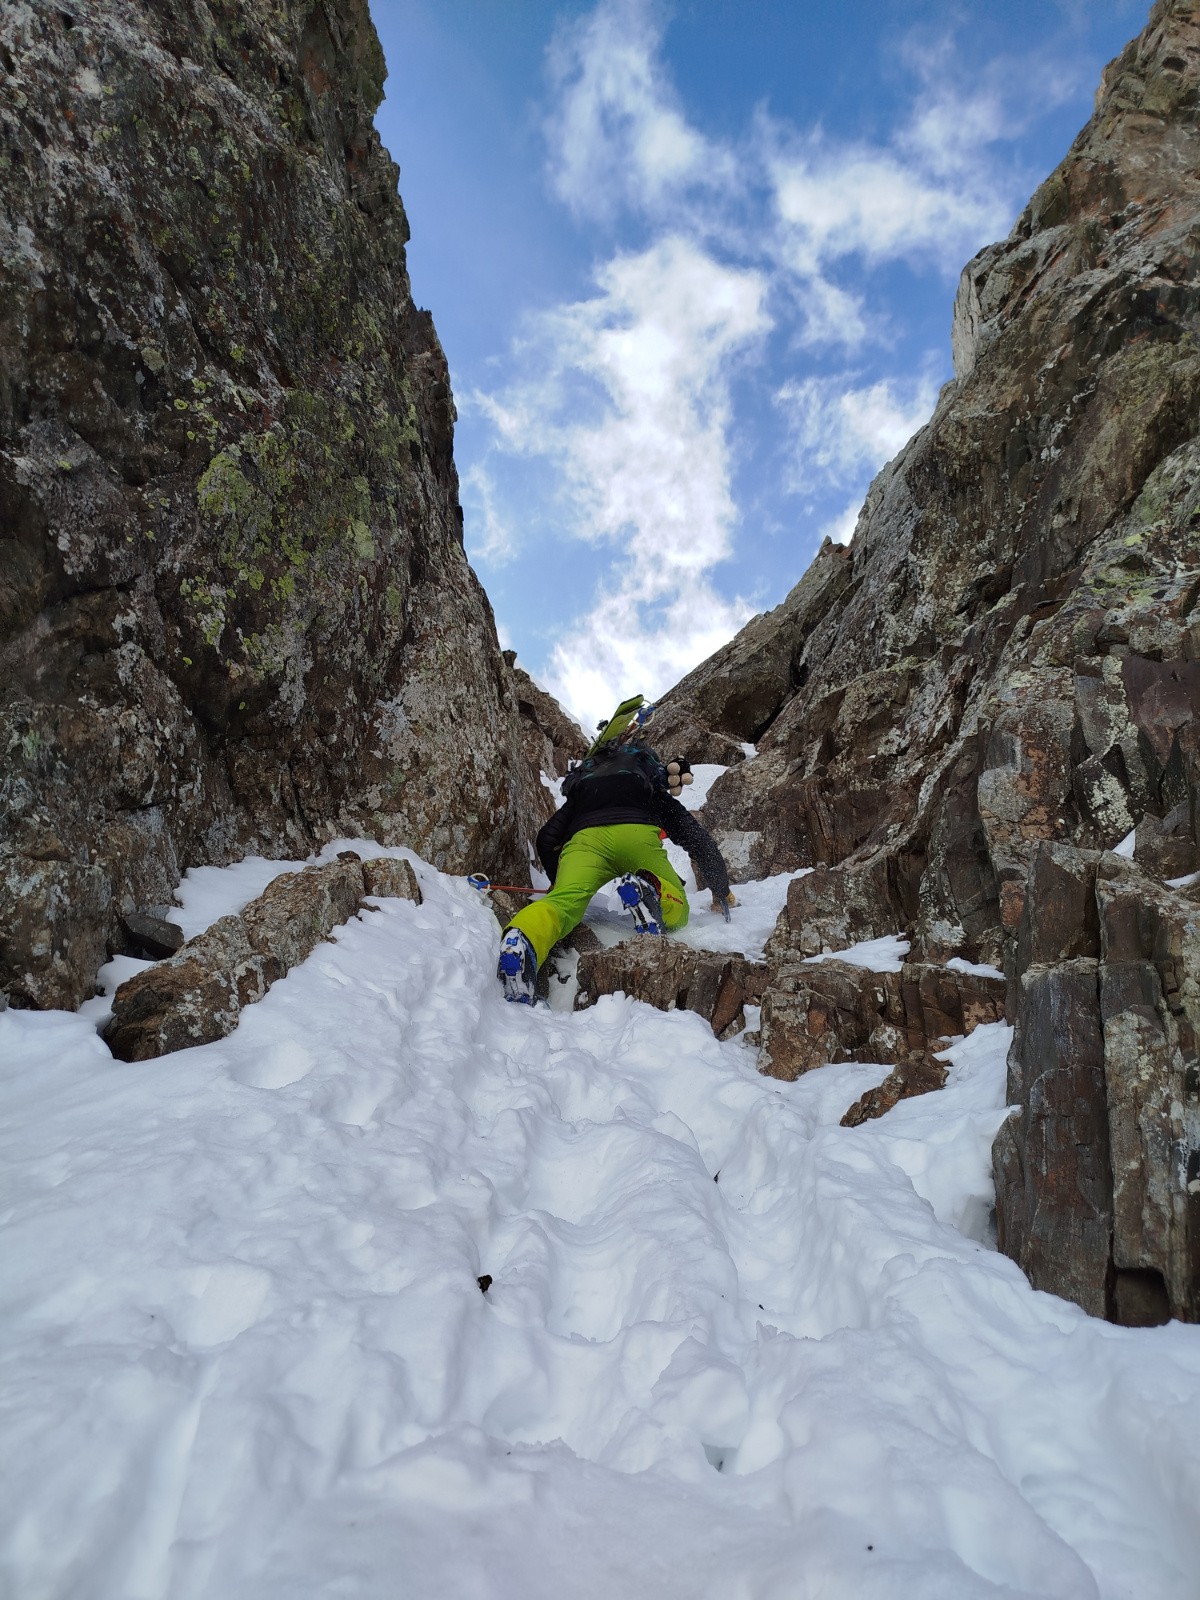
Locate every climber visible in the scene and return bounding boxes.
[496,735,735,1003]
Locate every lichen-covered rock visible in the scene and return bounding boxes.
[763,856,922,964]
[104,914,272,1061]
[505,653,587,781]
[239,858,365,977]
[360,855,422,903]
[0,0,548,1008]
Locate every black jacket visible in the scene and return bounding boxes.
[535,788,732,901]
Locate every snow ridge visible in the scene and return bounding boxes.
[2,847,1199,1599]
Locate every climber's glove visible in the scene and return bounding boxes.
[665,758,694,796]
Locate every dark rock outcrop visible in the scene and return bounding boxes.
[840,1057,951,1129]
[0,0,553,1010]
[119,910,185,960]
[104,850,420,1059]
[574,940,768,1039]
[505,653,587,783]
[758,958,1005,1081]
[996,847,1200,1324]
[650,1,1200,1321]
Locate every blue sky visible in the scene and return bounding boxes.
[370,0,1143,726]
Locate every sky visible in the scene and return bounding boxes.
[370,0,1144,728]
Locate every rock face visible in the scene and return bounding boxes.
[574,939,767,1039]
[995,848,1200,1324]
[104,850,421,1059]
[0,0,552,1009]
[505,652,587,784]
[758,957,1005,1081]
[655,0,1200,1322]
[660,0,1200,931]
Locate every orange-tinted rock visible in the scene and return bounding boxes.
[840,1057,950,1128]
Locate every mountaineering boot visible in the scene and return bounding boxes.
[616,871,664,935]
[497,927,538,1004]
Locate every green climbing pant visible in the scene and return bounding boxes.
[507,823,689,970]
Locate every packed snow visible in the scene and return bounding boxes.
[804,934,911,972]
[947,955,1006,980]
[3,842,1200,1600]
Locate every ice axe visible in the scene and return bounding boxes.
[467,874,546,897]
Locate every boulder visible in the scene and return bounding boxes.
[118,912,186,961]
[764,852,922,963]
[758,959,1006,1082]
[104,915,273,1062]
[361,855,423,903]
[104,853,423,1060]
[240,860,367,978]
[840,1057,950,1128]
[574,940,767,1039]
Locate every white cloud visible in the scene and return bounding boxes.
[773,370,942,551]
[472,0,1084,707]
[899,28,1090,178]
[776,370,941,499]
[545,0,734,225]
[473,236,771,573]
[471,234,769,722]
[769,140,1006,275]
[546,581,754,729]
[822,499,863,548]
[461,460,519,566]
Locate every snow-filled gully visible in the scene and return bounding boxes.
[2,844,1199,1600]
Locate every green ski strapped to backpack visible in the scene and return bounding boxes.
[585,695,649,758]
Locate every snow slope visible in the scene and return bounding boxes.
[3,845,1200,1599]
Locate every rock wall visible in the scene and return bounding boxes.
[0,0,554,1008]
[656,0,1200,1322]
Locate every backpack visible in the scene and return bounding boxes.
[561,743,665,814]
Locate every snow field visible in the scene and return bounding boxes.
[1,843,1198,1598]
